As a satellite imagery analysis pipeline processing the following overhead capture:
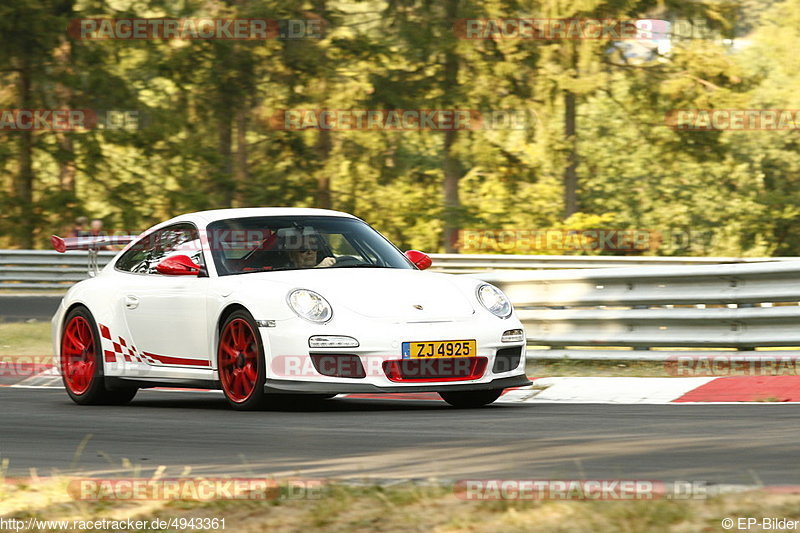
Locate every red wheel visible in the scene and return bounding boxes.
[218,311,267,410]
[61,315,97,395]
[60,307,137,406]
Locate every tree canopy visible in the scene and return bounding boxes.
[0,0,795,256]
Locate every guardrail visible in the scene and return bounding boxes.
[473,261,800,361]
[0,250,115,290]
[428,253,798,272]
[3,250,800,362]
[2,250,796,290]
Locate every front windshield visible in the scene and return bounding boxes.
[207,216,415,276]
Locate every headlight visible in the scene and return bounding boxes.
[287,289,333,323]
[477,284,512,318]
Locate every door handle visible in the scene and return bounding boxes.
[124,295,140,310]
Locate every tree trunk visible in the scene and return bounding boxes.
[16,60,35,248]
[314,128,332,209]
[55,39,76,199]
[562,42,579,220]
[57,134,76,193]
[310,0,332,209]
[234,105,249,207]
[442,129,461,252]
[217,113,234,207]
[441,0,462,253]
[563,88,578,218]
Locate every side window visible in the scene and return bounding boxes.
[115,239,150,273]
[116,224,202,274]
[326,233,358,256]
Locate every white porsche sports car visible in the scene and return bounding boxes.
[51,208,529,410]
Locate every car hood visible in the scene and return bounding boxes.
[232,268,478,321]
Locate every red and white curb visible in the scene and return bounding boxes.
[6,369,800,403]
[512,376,800,404]
[13,366,61,387]
[341,377,800,404]
[522,377,715,404]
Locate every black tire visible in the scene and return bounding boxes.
[98,387,139,405]
[60,307,137,406]
[217,310,269,410]
[439,388,503,408]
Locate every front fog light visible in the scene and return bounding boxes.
[501,329,524,343]
[309,335,359,348]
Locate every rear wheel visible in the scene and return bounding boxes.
[60,307,137,405]
[439,388,503,408]
[218,311,268,410]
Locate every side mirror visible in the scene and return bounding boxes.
[155,254,202,276]
[404,250,432,270]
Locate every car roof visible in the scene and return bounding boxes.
[167,207,360,226]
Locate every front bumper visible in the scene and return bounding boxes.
[264,373,531,394]
[259,315,528,392]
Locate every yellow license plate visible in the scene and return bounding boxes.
[402,340,477,359]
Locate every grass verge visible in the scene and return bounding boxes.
[526,359,671,378]
[2,477,799,532]
[0,321,52,358]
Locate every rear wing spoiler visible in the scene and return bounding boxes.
[50,234,138,253]
[50,234,139,276]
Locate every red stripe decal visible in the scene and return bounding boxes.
[104,350,116,363]
[142,352,210,367]
[99,324,111,340]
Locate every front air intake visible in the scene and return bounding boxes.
[383,357,487,382]
[493,346,523,373]
[310,354,366,379]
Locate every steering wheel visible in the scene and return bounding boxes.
[332,255,365,266]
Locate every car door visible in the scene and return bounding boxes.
[115,223,211,370]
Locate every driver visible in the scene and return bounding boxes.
[287,247,336,268]
[278,228,336,268]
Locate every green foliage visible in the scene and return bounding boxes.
[0,0,798,256]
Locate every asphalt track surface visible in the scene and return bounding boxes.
[2,387,799,485]
[0,295,61,322]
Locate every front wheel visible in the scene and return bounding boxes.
[218,310,268,410]
[60,307,137,405]
[439,388,503,408]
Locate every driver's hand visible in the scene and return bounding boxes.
[315,256,336,268]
